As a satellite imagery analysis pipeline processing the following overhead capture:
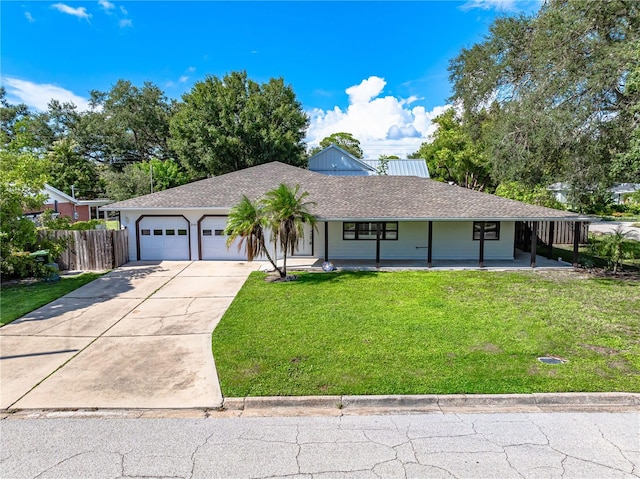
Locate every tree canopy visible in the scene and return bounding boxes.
[447,0,640,208]
[410,108,491,190]
[310,132,364,159]
[170,71,309,177]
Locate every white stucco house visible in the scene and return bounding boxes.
[104,162,589,267]
[548,182,640,205]
[308,144,430,178]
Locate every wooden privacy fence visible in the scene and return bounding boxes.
[515,221,589,249]
[40,229,129,271]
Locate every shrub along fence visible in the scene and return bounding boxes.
[39,229,129,271]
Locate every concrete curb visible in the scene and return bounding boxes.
[222,392,640,415]
[3,393,638,419]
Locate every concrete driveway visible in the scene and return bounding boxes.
[0,261,259,410]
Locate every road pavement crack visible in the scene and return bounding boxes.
[32,451,94,479]
[596,423,637,474]
[188,432,216,479]
[294,425,302,476]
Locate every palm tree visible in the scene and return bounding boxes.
[599,226,634,274]
[224,195,282,275]
[262,184,316,277]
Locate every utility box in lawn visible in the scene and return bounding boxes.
[29,250,60,282]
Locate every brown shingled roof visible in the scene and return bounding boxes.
[106,162,584,221]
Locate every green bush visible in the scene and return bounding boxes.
[40,210,105,231]
[0,252,48,280]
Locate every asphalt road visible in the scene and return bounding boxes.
[1,412,638,478]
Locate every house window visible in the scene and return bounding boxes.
[202,229,212,236]
[177,229,187,236]
[141,229,150,236]
[166,229,175,236]
[153,229,163,236]
[343,222,399,240]
[214,229,225,236]
[473,222,500,241]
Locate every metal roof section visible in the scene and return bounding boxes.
[360,159,430,178]
[307,144,376,174]
[308,145,430,178]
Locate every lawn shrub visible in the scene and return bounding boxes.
[0,252,48,279]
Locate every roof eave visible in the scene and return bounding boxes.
[316,216,591,222]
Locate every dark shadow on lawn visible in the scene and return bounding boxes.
[1,262,173,327]
[277,270,384,286]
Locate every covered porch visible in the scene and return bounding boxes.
[310,219,586,269]
[283,249,572,272]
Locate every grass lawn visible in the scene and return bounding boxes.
[0,273,104,325]
[213,270,640,396]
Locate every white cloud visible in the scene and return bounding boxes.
[306,76,450,158]
[460,0,542,12]
[98,0,114,10]
[25,11,35,22]
[119,18,132,28]
[178,76,189,83]
[187,66,196,73]
[51,3,91,20]
[120,5,128,15]
[3,77,91,112]
[345,76,387,104]
[460,0,516,10]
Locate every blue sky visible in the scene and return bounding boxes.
[2,0,541,157]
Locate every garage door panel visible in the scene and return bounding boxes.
[139,217,190,261]
[200,217,246,260]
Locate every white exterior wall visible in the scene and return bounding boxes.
[120,208,293,261]
[316,221,515,261]
[119,211,516,262]
[120,208,230,261]
[432,221,515,260]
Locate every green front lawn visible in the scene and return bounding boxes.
[0,273,104,325]
[213,271,640,396]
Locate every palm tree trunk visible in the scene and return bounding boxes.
[283,244,287,277]
[270,238,285,278]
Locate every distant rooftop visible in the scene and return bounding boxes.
[308,144,429,178]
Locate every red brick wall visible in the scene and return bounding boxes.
[27,203,91,222]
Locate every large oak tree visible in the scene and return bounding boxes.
[169,71,308,177]
[449,0,640,209]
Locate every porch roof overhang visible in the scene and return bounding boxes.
[316,216,592,223]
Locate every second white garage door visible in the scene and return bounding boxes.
[200,216,246,260]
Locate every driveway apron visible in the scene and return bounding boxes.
[0,261,258,410]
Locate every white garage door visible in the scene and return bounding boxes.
[200,216,246,260]
[139,216,190,260]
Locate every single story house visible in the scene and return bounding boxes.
[548,182,640,205]
[308,144,430,178]
[104,162,589,267]
[24,184,113,222]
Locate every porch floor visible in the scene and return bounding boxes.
[276,249,572,272]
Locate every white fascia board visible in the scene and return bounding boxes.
[100,206,233,211]
[316,216,591,223]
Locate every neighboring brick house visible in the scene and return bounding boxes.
[25,184,111,222]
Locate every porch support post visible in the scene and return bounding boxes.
[572,221,580,267]
[375,222,381,267]
[324,221,329,262]
[530,221,538,268]
[478,221,485,268]
[427,221,433,268]
[547,221,555,259]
